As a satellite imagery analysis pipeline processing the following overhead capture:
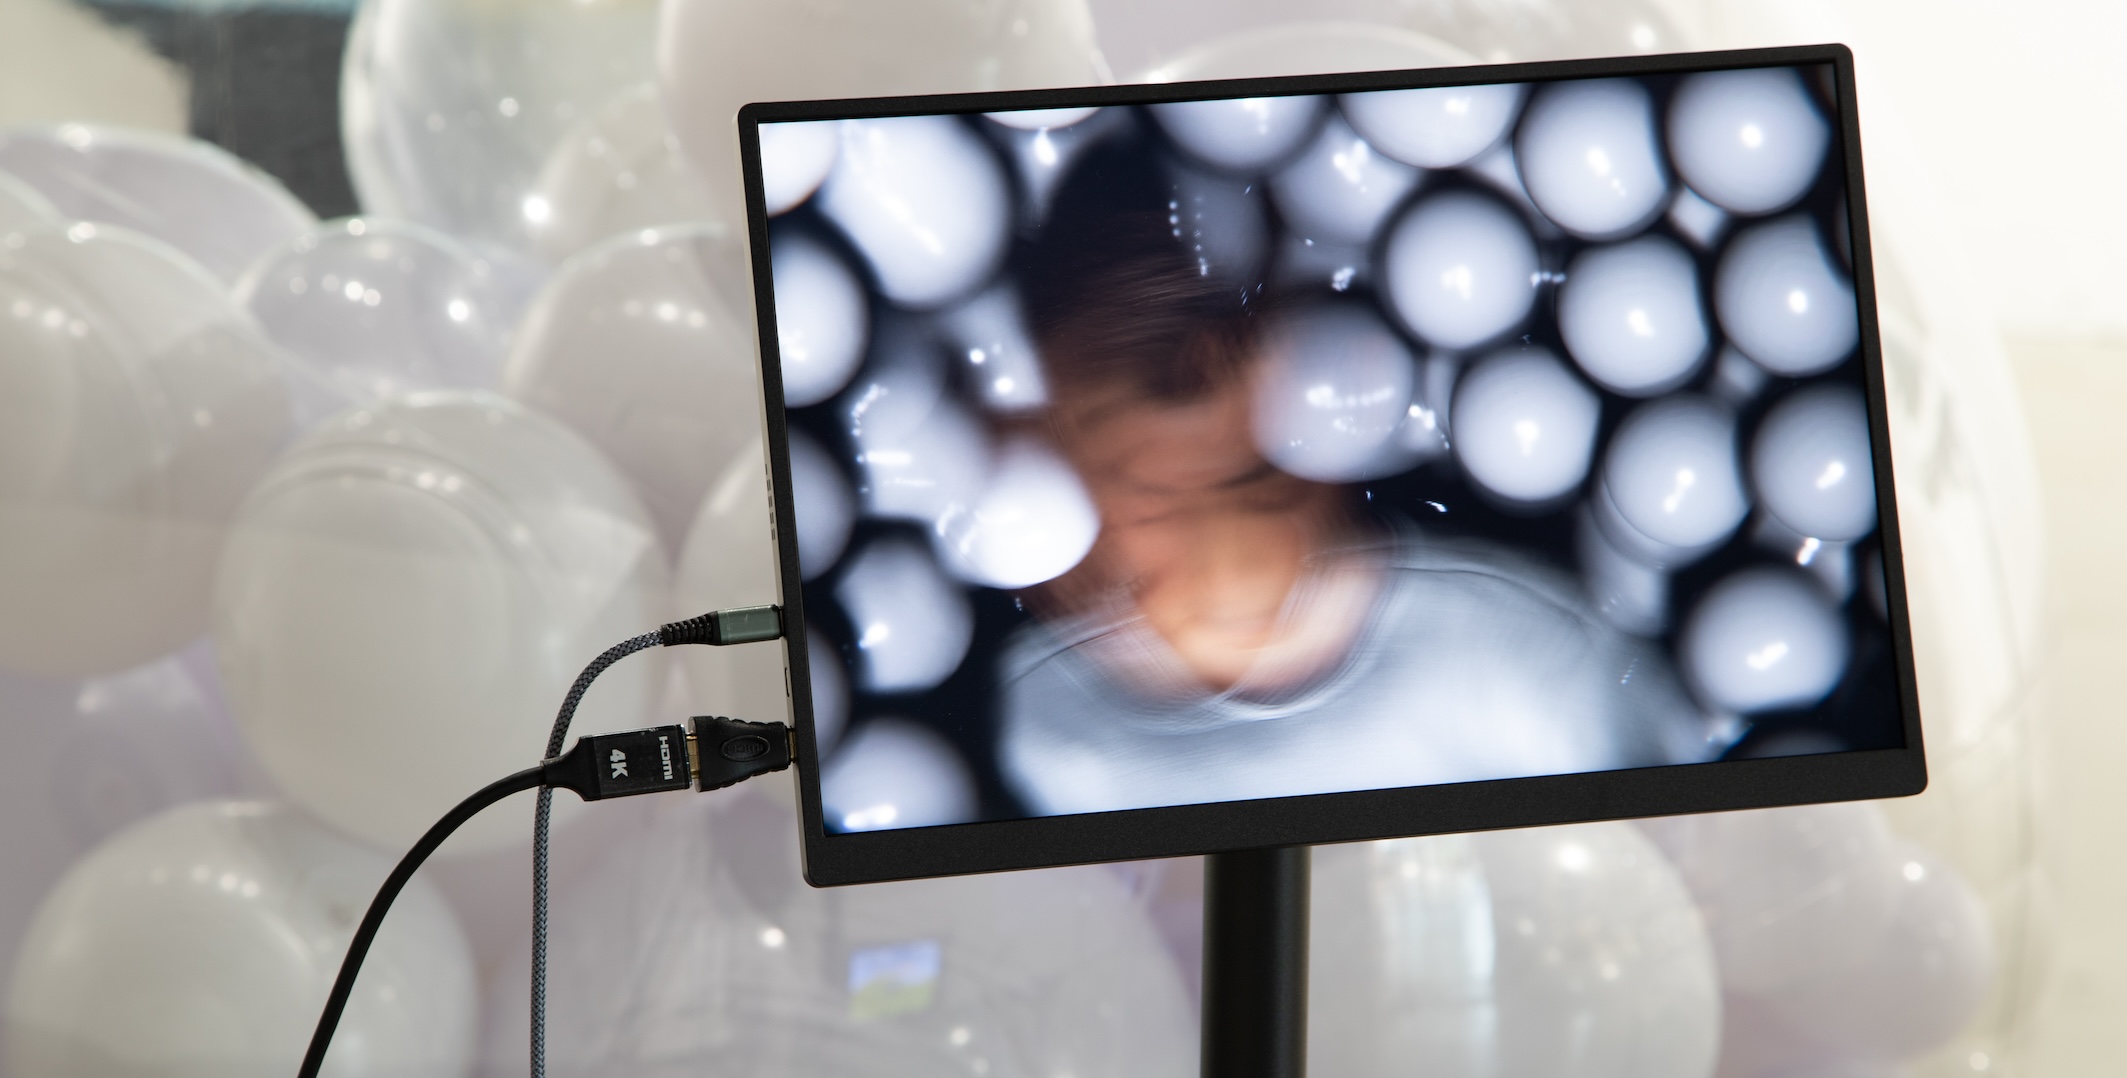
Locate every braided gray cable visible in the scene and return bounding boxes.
[531,632,660,1078]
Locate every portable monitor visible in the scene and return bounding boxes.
[736,43,1924,887]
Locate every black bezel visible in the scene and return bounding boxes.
[735,42,1926,887]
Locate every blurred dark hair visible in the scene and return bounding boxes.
[1019,125,1264,404]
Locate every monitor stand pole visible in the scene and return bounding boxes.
[1199,845,1310,1078]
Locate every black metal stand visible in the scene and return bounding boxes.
[1199,846,1310,1078]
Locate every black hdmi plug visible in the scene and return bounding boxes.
[544,725,695,801]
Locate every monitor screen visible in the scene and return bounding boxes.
[739,44,1924,885]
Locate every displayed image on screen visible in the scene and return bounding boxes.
[755,63,1898,836]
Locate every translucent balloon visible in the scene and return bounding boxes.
[772,229,870,408]
[1556,234,1710,396]
[1600,395,1749,554]
[939,283,1048,413]
[341,0,659,257]
[1251,304,1421,482]
[481,783,1194,1076]
[0,168,57,230]
[0,125,314,283]
[1149,95,1324,174]
[657,0,1100,227]
[5,801,475,1078]
[1679,566,1849,714]
[788,428,856,581]
[1451,347,1601,504]
[833,537,973,694]
[1751,383,1877,542]
[1667,67,1830,217]
[759,118,839,216]
[823,718,979,831]
[503,225,759,548]
[523,82,720,263]
[1578,507,1667,636]
[673,443,796,736]
[213,392,670,854]
[1381,189,1538,350]
[1341,82,1525,169]
[0,223,290,678]
[817,115,1012,309]
[1270,112,1420,245]
[1168,158,1271,285]
[1714,215,1859,377]
[1514,79,1670,241]
[1311,823,1719,1078]
[237,217,516,431]
[935,436,1100,589]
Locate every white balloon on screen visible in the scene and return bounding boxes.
[1752,383,1877,542]
[1578,507,1667,636]
[523,82,721,263]
[0,125,314,283]
[214,393,670,854]
[1514,79,1670,240]
[675,443,790,731]
[844,338,990,527]
[1451,347,1601,503]
[1312,824,1718,1078]
[503,225,759,549]
[1341,82,1524,169]
[1667,67,1830,216]
[481,783,1193,1076]
[0,224,289,678]
[1169,159,1272,285]
[1680,566,1849,714]
[1252,304,1419,482]
[804,628,849,756]
[1271,113,1421,246]
[1715,215,1858,376]
[787,428,855,581]
[1557,234,1709,396]
[759,119,840,216]
[940,284,1048,412]
[991,109,1119,227]
[1149,96,1325,173]
[834,537,973,694]
[823,718,978,831]
[816,116,1012,308]
[341,0,658,257]
[4,801,475,1078]
[1381,190,1538,350]
[238,217,514,431]
[772,230,869,408]
[985,106,1100,131]
[1602,396,1748,553]
[936,437,1100,589]
[0,169,57,230]
[658,0,1100,227]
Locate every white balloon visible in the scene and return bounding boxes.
[935,436,1100,589]
[1340,82,1525,168]
[1680,566,1849,714]
[674,443,791,733]
[1514,78,1670,240]
[214,392,670,854]
[1137,19,1462,83]
[1601,395,1749,553]
[1752,383,1877,542]
[843,334,991,526]
[1271,112,1421,246]
[0,168,57,230]
[238,217,515,431]
[1312,824,1719,1078]
[523,82,721,263]
[1557,234,1710,396]
[1251,304,1420,482]
[481,784,1193,1075]
[658,0,1100,227]
[823,718,979,831]
[341,0,658,257]
[939,283,1049,412]
[1149,95,1325,173]
[991,108,1121,227]
[4,801,475,1078]
[1667,67,1830,216]
[0,125,314,283]
[1451,347,1601,503]
[1714,214,1858,376]
[804,627,850,755]
[984,106,1101,131]
[833,537,973,694]
[787,428,855,581]
[0,223,290,678]
[771,230,869,407]
[1578,506,1668,636]
[816,116,1012,308]
[1169,158,1272,285]
[759,119,839,216]
[503,225,759,548]
[1381,190,1538,350]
